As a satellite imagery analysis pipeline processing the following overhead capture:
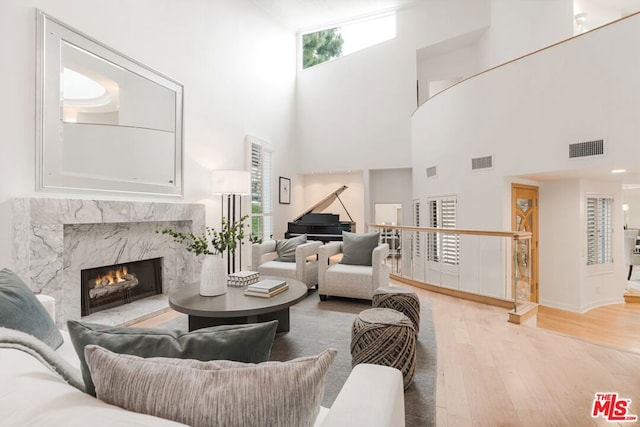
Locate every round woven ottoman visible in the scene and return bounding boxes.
[372,286,421,335]
[351,308,416,389]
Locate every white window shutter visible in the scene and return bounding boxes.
[586,196,613,266]
[249,138,273,241]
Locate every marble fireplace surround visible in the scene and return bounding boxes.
[12,198,205,326]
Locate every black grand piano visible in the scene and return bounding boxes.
[285,185,355,242]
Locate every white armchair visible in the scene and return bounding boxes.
[318,242,390,301]
[251,240,322,289]
[624,234,640,280]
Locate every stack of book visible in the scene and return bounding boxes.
[227,271,260,287]
[244,279,288,298]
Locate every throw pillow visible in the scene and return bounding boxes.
[275,234,307,262]
[0,268,63,350]
[67,319,278,396]
[85,345,337,427]
[340,231,380,266]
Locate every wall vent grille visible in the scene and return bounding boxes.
[471,155,493,170]
[426,166,437,178]
[569,140,604,158]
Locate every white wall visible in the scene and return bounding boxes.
[477,0,574,70]
[295,0,490,174]
[0,0,299,268]
[374,204,401,225]
[538,179,583,310]
[622,188,640,229]
[412,13,640,310]
[417,43,480,105]
[574,0,623,34]
[369,168,413,228]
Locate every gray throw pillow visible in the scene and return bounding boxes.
[67,319,278,396]
[85,345,336,427]
[340,231,381,266]
[0,268,63,350]
[275,234,307,262]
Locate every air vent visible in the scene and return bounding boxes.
[569,140,604,158]
[426,166,437,178]
[471,155,493,170]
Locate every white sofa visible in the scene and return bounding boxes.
[0,296,405,427]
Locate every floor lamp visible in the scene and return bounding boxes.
[211,170,250,274]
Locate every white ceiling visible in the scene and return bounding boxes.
[583,0,640,13]
[249,0,425,32]
[251,0,640,33]
[576,0,640,31]
[250,0,640,185]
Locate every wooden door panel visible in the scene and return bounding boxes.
[512,184,539,303]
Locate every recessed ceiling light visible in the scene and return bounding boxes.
[611,169,627,174]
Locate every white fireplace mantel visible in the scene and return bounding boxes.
[12,198,205,325]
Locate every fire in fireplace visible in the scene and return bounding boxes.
[81,258,163,316]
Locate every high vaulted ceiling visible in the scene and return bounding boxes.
[249,0,640,185]
[251,0,640,33]
[250,0,425,32]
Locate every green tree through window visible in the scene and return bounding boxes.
[302,28,344,69]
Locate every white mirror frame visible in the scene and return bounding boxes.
[36,10,184,197]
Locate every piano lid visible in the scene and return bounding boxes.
[292,185,354,223]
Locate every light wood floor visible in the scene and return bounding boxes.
[133,283,640,426]
[536,303,640,354]
[417,286,640,427]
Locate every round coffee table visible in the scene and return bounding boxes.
[168,277,308,333]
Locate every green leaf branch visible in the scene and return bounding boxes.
[158,215,249,256]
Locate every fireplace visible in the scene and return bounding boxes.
[81,258,163,316]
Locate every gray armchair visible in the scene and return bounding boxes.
[318,242,390,301]
[251,240,322,288]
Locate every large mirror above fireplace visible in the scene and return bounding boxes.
[36,10,184,197]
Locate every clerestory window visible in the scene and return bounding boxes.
[301,12,396,69]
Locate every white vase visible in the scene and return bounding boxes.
[200,255,226,296]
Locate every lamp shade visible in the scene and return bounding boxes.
[211,170,250,195]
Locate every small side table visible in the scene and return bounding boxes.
[351,308,416,389]
[372,286,421,335]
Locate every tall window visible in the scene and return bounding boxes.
[301,12,396,69]
[427,196,459,265]
[249,137,273,241]
[586,196,613,265]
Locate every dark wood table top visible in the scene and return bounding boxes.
[168,276,308,318]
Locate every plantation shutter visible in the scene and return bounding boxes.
[426,196,459,266]
[413,200,421,258]
[250,139,273,241]
[427,200,438,262]
[586,198,596,265]
[441,198,459,265]
[262,147,272,238]
[586,196,613,265]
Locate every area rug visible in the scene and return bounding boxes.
[158,290,437,426]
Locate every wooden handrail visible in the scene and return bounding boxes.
[369,224,531,240]
[413,10,640,115]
